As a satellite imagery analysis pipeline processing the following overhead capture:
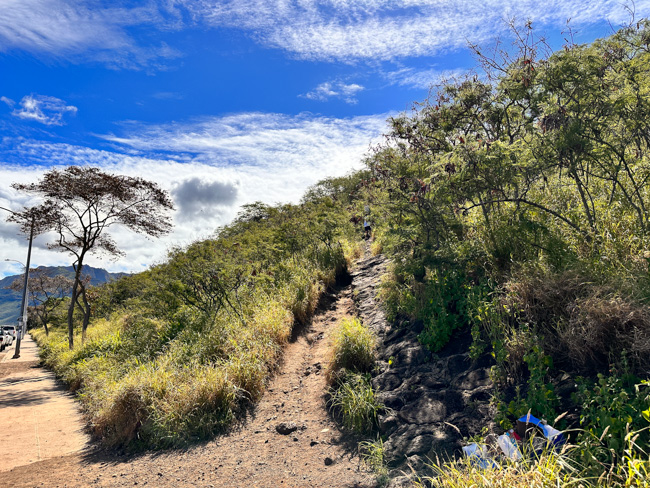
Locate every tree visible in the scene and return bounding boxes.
[9,166,174,348]
[7,270,73,336]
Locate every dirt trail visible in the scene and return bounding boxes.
[0,334,89,473]
[1,285,376,488]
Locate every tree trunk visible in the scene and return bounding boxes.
[67,258,85,349]
[77,285,91,343]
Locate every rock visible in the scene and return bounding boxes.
[451,368,491,390]
[324,457,334,466]
[275,422,298,435]
[398,390,464,424]
[372,372,404,391]
[406,454,426,471]
[378,414,399,435]
[445,354,470,377]
[386,475,413,488]
[384,325,409,345]
[375,391,404,410]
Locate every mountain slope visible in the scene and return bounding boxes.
[0,266,129,324]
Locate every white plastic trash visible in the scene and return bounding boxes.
[462,443,497,469]
[497,434,522,460]
[462,443,484,457]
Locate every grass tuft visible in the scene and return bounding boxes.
[329,317,376,375]
[328,372,383,434]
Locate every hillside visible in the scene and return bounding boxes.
[0,266,129,324]
[26,23,650,488]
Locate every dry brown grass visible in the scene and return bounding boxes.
[505,267,650,375]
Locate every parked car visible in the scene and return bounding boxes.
[0,330,7,351]
[3,330,12,347]
[3,325,16,340]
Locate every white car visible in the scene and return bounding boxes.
[0,330,7,351]
[3,326,16,341]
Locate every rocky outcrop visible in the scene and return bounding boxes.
[350,250,496,472]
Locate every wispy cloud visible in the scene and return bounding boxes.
[302,81,365,104]
[151,91,185,100]
[0,96,15,107]
[11,95,77,126]
[183,0,648,61]
[0,1,644,67]
[383,67,473,90]
[0,111,389,274]
[101,112,388,170]
[0,0,180,68]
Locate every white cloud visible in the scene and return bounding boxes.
[383,67,473,90]
[0,1,645,66]
[0,96,15,107]
[183,0,650,61]
[0,112,389,275]
[0,0,180,68]
[101,112,388,169]
[302,81,365,104]
[12,95,77,126]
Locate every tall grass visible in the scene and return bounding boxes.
[410,439,650,488]
[328,373,383,434]
[327,317,383,435]
[329,317,376,374]
[31,198,362,450]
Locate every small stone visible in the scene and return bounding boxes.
[310,440,319,446]
[276,422,298,435]
[324,457,334,466]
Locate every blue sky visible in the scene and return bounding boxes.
[0,0,647,277]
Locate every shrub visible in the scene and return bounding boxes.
[359,437,389,478]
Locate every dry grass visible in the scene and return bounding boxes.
[505,267,650,375]
[328,317,376,377]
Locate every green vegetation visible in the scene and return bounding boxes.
[329,317,376,374]
[359,21,650,486]
[33,194,361,449]
[28,20,650,486]
[328,372,382,434]
[327,317,383,435]
[413,435,649,487]
[359,437,389,483]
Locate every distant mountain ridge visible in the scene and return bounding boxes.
[0,266,129,324]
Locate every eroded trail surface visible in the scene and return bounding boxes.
[2,285,375,488]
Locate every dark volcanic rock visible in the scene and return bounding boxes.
[350,248,496,474]
[275,422,298,435]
